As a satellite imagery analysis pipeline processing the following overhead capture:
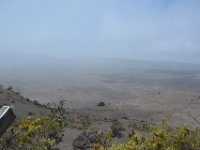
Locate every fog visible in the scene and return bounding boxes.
[1,0,200,101]
[1,1,200,140]
[0,0,200,67]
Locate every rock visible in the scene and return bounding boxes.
[27,112,35,116]
[42,104,48,108]
[73,131,99,150]
[32,100,39,105]
[15,92,20,95]
[122,116,128,120]
[25,98,30,102]
[7,86,13,91]
[97,101,105,107]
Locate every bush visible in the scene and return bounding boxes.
[72,124,84,130]
[7,86,13,91]
[94,119,200,150]
[0,116,65,150]
[0,100,66,150]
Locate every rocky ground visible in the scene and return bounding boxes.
[0,86,156,150]
[1,83,200,150]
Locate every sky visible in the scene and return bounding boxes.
[0,0,200,64]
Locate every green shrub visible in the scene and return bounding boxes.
[0,100,66,150]
[0,116,65,150]
[95,119,200,150]
[72,124,84,130]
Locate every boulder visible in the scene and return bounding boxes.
[32,100,39,105]
[73,131,99,150]
[97,101,105,107]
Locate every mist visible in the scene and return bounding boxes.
[1,2,200,144]
[0,0,200,67]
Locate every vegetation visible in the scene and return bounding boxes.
[0,100,66,150]
[0,116,65,150]
[93,119,200,150]
[95,131,113,149]
[7,85,13,91]
[1,97,200,150]
[72,123,84,130]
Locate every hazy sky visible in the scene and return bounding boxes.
[0,0,200,63]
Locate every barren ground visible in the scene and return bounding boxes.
[0,59,200,149]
